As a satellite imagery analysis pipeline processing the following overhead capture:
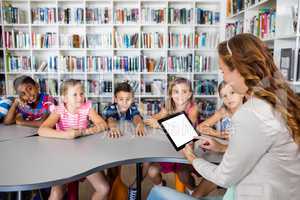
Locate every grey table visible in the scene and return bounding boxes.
[0,122,222,199]
[0,124,37,142]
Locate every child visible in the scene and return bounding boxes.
[0,96,14,123]
[143,77,199,193]
[102,82,145,137]
[197,81,244,139]
[4,75,55,127]
[38,79,109,200]
[102,82,145,187]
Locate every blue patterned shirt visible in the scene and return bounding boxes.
[102,103,141,121]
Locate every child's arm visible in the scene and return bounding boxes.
[144,107,168,128]
[83,108,108,136]
[38,113,82,139]
[133,115,145,136]
[197,107,228,139]
[3,100,18,125]
[15,114,47,127]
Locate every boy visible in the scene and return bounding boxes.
[102,82,145,137]
[102,82,145,189]
[0,96,14,124]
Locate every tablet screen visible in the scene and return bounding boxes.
[160,113,198,149]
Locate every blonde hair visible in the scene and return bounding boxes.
[218,33,300,145]
[165,77,193,114]
[60,79,84,96]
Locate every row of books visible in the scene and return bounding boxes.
[141,8,165,24]
[59,34,85,48]
[3,31,221,49]
[114,32,139,48]
[168,8,193,24]
[32,32,57,49]
[4,54,220,73]
[194,79,218,95]
[141,79,165,95]
[194,31,219,49]
[38,79,58,96]
[86,7,111,24]
[114,56,139,72]
[168,32,193,48]
[249,8,276,39]
[0,76,5,96]
[86,33,112,49]
[87,56,113,72]
[0,55,4,72]
[167,54,193,73]
[225,19,244,39]
[115,79,139,93]
[194,55,216,73]
[140,56,166,72]
[32,56,58,72]
[114,8,139,24]
[58,8,84,24]
[7,55,31,72]
[31,8,56,24]
[196,8,220,25]
[197,99,216,123]
[141,32,164,49]
[140,99,162,116]
[3,5,27,24]
[4,30,30,49]
[60,56,85,72]
[280,48,300,81]
[87,80,113,96]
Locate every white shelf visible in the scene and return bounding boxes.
[3,24,30,26]
[0,0,224,106]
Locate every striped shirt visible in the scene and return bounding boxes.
[50,101,92,131]
[0,97,14,119]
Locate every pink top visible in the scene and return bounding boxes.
[50,101,92,131]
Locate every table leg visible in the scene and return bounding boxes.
[17,191,22,200]
[136,163,142,200]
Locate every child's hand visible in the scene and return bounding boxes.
[197,125,209,134]
[144,118,160,129]
[135,123,145,136]
[65,129,82,139]
[221,131,230,140]
[108,127,122,138]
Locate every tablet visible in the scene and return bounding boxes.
[158,112,199,151]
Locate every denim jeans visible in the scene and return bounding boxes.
[147,186,223,200]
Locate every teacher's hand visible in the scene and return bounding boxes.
[182,143,197,163]
[199,137,227,153]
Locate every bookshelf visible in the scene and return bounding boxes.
[225,0,300,94]
[0,0,225,117]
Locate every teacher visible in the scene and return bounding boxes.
[147,33,300,200]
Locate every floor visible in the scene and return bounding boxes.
[79,164,225,200]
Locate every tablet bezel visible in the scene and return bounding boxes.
[158,111,200,151]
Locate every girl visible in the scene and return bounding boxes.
[144,77,199,194]
[38,79,109,200]
[4,75,55,127]
[197,81,244,140]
